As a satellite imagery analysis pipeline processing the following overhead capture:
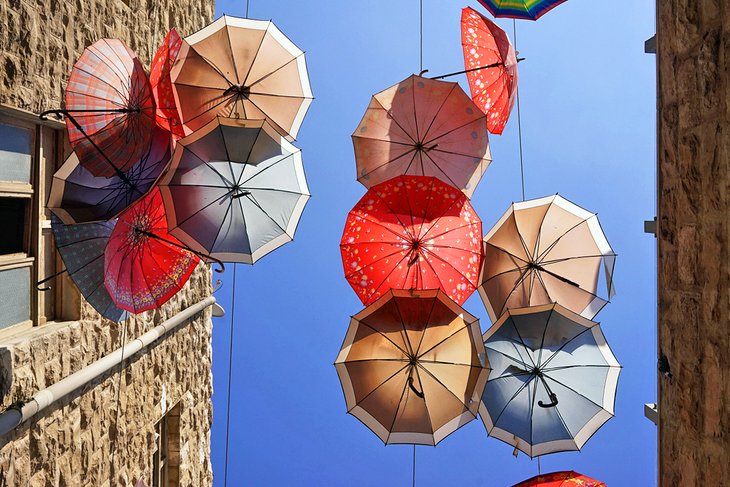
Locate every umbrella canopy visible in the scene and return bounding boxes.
[104,188,199,313]
[480,304,620,457]
[461,7,518,135]
[65,38,157,177]
[158,117,310,264]
[51,216,129,322]
[340,175,482,307]
[352,75,492,198]
[477,0,568,21]
[47,126,171,225]
[170,15,313,141]
[334,289,489,445]
[478,194,616,323]
[150,29,186,141]
[513,471,606,487]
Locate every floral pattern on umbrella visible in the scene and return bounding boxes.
[461,7,518,135]
[340,175,482,306]
[104,188,199,313]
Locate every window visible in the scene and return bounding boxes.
[0,108,73,332]
[152,403,180,487]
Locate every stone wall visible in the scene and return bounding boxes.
[0,0,214,113]
[0,264,214,487]
[0,0,215,485]
[657,1,730,485]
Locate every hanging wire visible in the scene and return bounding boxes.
[419,0,423,73]
[109,318,128,485]
[538,456,541,475]
[245,0,250,18]
[512,19,526,201]
[223,263,238,487]
[412,444,416,487]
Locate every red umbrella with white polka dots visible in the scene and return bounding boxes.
[340,175,483,306]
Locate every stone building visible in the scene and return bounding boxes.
[656,1,730,486]
[0,0,216,485]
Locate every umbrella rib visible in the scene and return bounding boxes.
[239,152,294,185]
[413,366,438,437]
[427,146,492,160]
[343,213,409,247]
[356,147,419,183]
[410,190,467,243]
[224,25,242,86]
[168,190,233,231]
[239,23,269,88]
[369,181,419,242]
[422,115,484,147]
[535,217,595,263]
[418,360,483,411]
[412,292,440,357]
[186,43,237,86]
[65,87,127,109]
[483,242,531,267]
[418,150,470,193]
[370,97,418,145]
[71,60,128,103]
[246,55,302,90]
[541,364,615,373]
[528,376,539,455]
[536,307,556,368]
[181,93,237,127]
[384,371,412,444]
[347,363,409,413]
[492,265,532,319]
[355,320,412,358]
[246,91,312,100]
[485,345,531,370]
[103,39,135,82]
[415,323,471,362]
[206,194,237,257]
[245,193,290,237]
[145,236,192,301]
[420,83,458,142]
[488,373,535,433]
[390,292,416,357]
[182,147,236,187]
[423,220,482,244]
[539,254,615,266]
[362,252,412,304]
[342,249,409,281]
[510,320,537,369]
[539,327,597,370]
[421,246,479,288]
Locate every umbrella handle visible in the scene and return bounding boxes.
[538,393,559,408]
[36,268,68,291]
[408,376,424,398]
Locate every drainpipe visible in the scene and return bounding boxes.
[0,295,216,437]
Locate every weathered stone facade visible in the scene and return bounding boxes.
[0,265,213,486]
[0,0,215,485]
[657,1,730,485]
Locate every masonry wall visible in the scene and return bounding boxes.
[0,0,215,485]
[657,1,730,485]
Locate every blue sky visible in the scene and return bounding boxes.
[208,1,657,485]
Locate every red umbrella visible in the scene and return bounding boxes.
[461,7,519,135]
[150,29,186,142]
[513,471,606,487]
[61,39,157,178]
[104,188,199,313]
[340,175,482,306]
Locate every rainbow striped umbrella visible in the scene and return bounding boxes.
[477,0,568,20]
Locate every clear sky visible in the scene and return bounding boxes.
[208,1,657,485]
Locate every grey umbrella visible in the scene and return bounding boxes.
[479,303,620,457]
[158,117,310,264]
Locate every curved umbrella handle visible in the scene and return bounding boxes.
[538,393,559,408]
[408,376,425,399]
[36,268,68,291]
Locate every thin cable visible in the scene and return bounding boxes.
[245,0,249,17]
[538,456,541,475]
[223,263,238,487]
[419,0,423,73]
[110,319,128,485]
[512,19,526,201]
[412,444,416,487]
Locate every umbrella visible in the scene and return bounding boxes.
[334,289,489,445]
[477,0,568,21]
[58,38,157,177]
[513,471,606,487]
[478,194,616,323]
[352,74,492,198]
[158,117,310,264]
[47,126,171,225]
[104,188,200,313]
[170,15,313,141]
[150,29,186,141]
[461,7,519,135]
[340,175,482,307]
[480,303,621,457]
[48,216,129,322]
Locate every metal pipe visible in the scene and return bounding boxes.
[0,296,216,437]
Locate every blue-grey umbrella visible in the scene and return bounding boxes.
[48,215,129,322]
[479,303,620,457]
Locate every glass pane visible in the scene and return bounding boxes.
[0,198,27,254]
[0,266,31,330]
[0,122,32,184]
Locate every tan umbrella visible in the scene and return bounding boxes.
[170,15,313,141]
[352,75,492,198]
[478,194,616,323]
[334,289,490,445]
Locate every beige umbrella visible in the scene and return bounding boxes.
[170,15,313,141]
[334,289,490,445]
[478,194,616,323]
